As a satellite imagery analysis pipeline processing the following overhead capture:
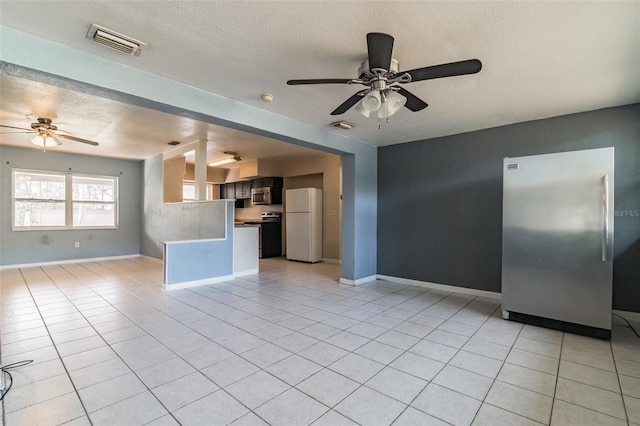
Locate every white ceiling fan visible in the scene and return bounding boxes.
[0,117,99,149]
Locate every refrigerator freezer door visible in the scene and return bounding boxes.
[286,212,311,261]
[502,147,614,334]
[286,188,311,213]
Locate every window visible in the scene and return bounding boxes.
[72,175,117,227]
[182,181,214,201]
[12,169,118,230]
[13,171,66,228]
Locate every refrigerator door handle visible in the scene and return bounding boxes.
[602,175,609,262]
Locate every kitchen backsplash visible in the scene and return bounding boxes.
[235,202,283,220]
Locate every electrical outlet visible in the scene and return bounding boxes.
[156,241,160,248]
[74,241,80,248]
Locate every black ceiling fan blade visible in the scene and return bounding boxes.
[331,91,365,115]
[397,88,428,112]
[58,134,99,146]
[367,32,394,72]
[400,59,482,82]
[287,79,357,85]
[0,124,33,131]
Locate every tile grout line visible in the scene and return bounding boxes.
[63,261,276,425]
[386,295,496,425]
[468,307,530,425]
[11,259,631,426]
[87,260,480,424]
[609,334,631,424]
[46,263,186,425]
[546,330,565,425]
[15,267,93,426]
[110,258,383,424]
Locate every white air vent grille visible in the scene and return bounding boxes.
[86,24,146,56]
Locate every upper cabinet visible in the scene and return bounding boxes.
[221,183,235,200]
[239,160,280,179]
[252,177,283,204]
[235,181,252,199]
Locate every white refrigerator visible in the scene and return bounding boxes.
[285,188,322,263]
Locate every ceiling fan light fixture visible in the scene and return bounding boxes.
[354,101,371,118]
[360,90,382,113]
[378,91,407,119]
[31,133,57,148]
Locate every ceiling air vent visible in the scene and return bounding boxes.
[86,24,146,56]
[332,121,354,130]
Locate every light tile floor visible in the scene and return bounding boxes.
[1,257,639,425]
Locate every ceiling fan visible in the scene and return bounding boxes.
[0,117,99,148]
[287,32,482,119]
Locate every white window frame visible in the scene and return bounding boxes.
[182,180,214,201]
[12,168,119,231]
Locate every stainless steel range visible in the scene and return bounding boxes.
[244,212,282,258]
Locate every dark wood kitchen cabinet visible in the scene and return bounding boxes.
[235,181,252,199]
[221,183,235,200]
[251,177,283,204]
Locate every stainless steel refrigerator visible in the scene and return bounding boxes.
[285,188,322,263]
[501,147,614,339]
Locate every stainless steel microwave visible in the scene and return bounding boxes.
[251,187,272,205]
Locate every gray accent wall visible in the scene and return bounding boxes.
[0,145,142,266]
[378,104,640,312]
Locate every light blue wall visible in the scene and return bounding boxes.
[164,203,234,286]
[0,27,378,281]
[0,145,142,266]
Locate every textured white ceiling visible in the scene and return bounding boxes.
[0,74,324,162]
[0,1,639,158]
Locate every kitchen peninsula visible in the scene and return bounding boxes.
[161,200,259,289]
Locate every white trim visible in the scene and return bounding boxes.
[377,274,502,300]
[0,254,140,270]
[162,237,226,245]
[613,309,640,322]
[139,255,163,264]
[322,258,342,264]
[339,274,377,286]
[164,274,234,291]
[12,169,119,231]
[234,268,259,277]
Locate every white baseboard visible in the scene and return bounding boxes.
[379,276,638,317]
[139,255,163,264]
[322,258,342,264]
[377,274,502,300]
[339,274,377,286]
[0,254,141,270]
[613,309,640,323]
[164,274,235,291]
[234,268,259,277]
